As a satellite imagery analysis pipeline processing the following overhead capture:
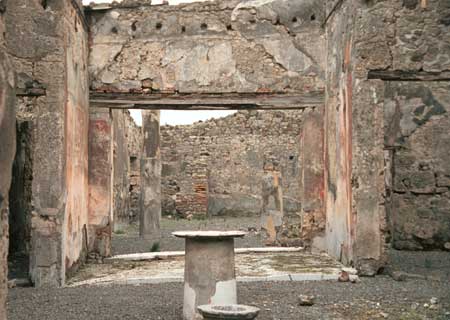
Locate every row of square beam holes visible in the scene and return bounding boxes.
[110,14,316,34]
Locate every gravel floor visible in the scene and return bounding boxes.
[8,216,450,319]
[8,277,450,320]
[112,216,264,255]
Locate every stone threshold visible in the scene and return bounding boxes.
[105,247,305,263]
[68,272,347,287]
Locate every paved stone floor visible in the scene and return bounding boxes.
[112,216,264,255]
[67,251,343,286]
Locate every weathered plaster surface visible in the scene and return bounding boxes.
[88,109,112,257]
[5,0,90,286]
[183,237,236,320]
[324,0,354,266]
[86,0,325,94]
[324,0,450,273]
[385,82,450,250]
[140,111,161,240]
[112,109,131,231]
[64,2,90,276]
[0,2,16,316]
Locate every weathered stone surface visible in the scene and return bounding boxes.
[0,4,16,316]
[88,109,113,257]
[385,82,450,250]
[87,0,325,94]
[180,235,239,320]
[300,107,325,246]
[261,158,284,245]
[140,111,161,240]
[161,110,309,220]
[325,0,449,275]
[125,112,143,223]
[112,109,131,231]
[324,0,355,266]
[325,0,388,274]
[5,0,90,287]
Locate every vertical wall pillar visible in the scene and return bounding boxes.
[140,110,161,240]
[88,109,113,257]
[0,14,16,317]
[300,108,325,248]
[5,0,90,287]
[112,109,131,232]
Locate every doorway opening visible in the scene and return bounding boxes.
[8,121,33,283]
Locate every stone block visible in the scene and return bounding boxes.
[409,171,436,194]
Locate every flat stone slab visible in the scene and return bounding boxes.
[105,247,304,263]
[172,231,247,239]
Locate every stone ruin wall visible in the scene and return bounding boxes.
[86,0,325,95]
[385,83,450,251]
[4,0,90,286]
[87,0,327,245]
[160,110,305,220]
[0,0,16,316]
[326,0,450,273]
[0,2,447,308]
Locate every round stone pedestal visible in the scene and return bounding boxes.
[173,231,246,320]
[197,304,260,320]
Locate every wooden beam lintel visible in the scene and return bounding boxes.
[89,91,324,110]
[368,70,450,81]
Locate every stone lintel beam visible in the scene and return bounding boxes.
[90,92,324,110]
[140,111,161,240]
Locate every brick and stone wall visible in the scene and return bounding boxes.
[0,1,16,316]
[161,110,307,218]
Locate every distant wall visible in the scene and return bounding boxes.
[161,110,312,218]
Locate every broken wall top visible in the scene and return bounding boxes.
[87,0,326,94]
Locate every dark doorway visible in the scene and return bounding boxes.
[8,121,32,281]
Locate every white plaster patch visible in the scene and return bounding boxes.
[183,282,197,320]
[210,279,237,305]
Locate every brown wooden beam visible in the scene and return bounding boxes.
[16,88,46,97]
[368,70,450,81]
[89,91,324,110]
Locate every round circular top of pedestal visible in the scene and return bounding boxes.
[197,304,260,320]
[172,231,247,239]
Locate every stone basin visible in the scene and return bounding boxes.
[197,305,260,320]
